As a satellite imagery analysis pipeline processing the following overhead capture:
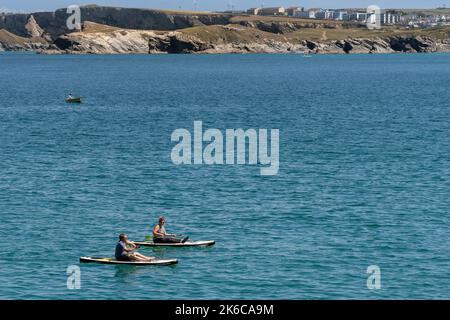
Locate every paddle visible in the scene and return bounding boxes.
[144,234,185,242]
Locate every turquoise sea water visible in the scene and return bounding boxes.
[1,53,450,299]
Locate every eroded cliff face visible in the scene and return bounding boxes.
[0,15,51,51]
[1,6,450,55]
[53,29,159,54]
[319,36,450,54]
[44,22,450,55]
[0,6,232,40]
[24,15,44,38]
[234,19,345,34]
[0,28,50,51]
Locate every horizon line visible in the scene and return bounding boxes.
[0,4,448,15]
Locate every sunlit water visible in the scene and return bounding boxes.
[1,52,450,299]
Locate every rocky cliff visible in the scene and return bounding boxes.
[229,15,349,34]
[1,5,450,55]
[41,22,450,55]
[0,6,232,40]
[0,28,50,51]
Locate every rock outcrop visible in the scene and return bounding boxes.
[24,15,52,41]
[24,15,44,38]
[43,22,450,55]
[0,6,232,40]
[53,30,156,54]
[234,19,344,34]
[0,28,50,51]
[1,5,450,55]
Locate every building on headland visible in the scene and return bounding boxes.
[334,11,349,20]
[246,7,261,15]
[286,7,304,16]
[294,8,321,19]
[259,7,286,16]
[294,9,346,20]
[315,9,334,20]
[402,13,450,27]
[244,5,449,28]
[382,11,402,25]
[348,12,369,21]
[294,11,309,18]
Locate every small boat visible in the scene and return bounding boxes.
[134,240,215,247]
[79,256,178,266]
[65,97,83,103]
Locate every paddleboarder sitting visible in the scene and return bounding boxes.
[115,234,155,262]
[153,216,189,243]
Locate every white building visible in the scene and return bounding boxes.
[246,7,261,15]
[295,8,321,19]
[316,10,336,20]
[334,11,348,20]
[286,6,303,16]
[382,12,401,24]
[348,12,368,21]
[259,7,286,16]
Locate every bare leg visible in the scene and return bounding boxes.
[133,252,155,261]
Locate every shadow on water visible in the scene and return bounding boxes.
[143,246,216,256]
[113,263,178,279]
[114,265,142,278]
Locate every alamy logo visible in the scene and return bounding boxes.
[171,121,279,176]
[367,5,382,30]
[66,265,81,290]
[66,5,81,31]
[367,265,381,289]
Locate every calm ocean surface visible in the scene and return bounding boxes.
[1,52,450,299]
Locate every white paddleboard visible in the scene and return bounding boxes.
[79,256,178,265]
[134,240,215,247]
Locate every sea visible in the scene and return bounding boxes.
[1,52,450,299]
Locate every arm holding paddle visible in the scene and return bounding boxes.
[152,216,189,243]
[116,234,155,262]
[124,239,140,251]
[153,224,166,237]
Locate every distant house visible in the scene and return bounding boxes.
[247,7,261,15]
[334,11,348,20]
[316,9,336,20]
[259,7,286,16]
[295,11,309,18]
[383,11,401,24]
[286,7,303,16]
[348,12,368,21]
[295,8,321,19]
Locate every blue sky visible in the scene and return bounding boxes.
[0,1,447,13]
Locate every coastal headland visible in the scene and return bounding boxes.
[1,5,450,54]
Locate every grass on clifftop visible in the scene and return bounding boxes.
[0,29,30,44]
[230,15,345,25]
[181,24,283,43]
[80,5,219,15]
[179,23,450,44]
[68,20,450,45]
[81,21,121,33]
[286,26,450,41]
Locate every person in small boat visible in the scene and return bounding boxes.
[115,233,155,262]
[67,93,74,100]
[153,216,189,243]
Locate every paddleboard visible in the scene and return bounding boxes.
[134,240,215,247]
[79,256,178,265]
[66,97,82,103]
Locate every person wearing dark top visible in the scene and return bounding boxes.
[153,216,189,243]
[115,234,154,261]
